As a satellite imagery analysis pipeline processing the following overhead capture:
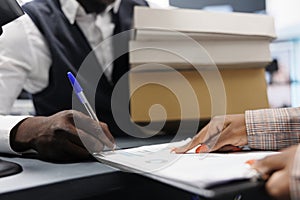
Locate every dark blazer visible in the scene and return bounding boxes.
[22,0,148,135]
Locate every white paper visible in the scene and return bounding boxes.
[95,139,277,197]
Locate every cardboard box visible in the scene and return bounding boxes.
[130,40,272,69]
[129,68,269,122]
[134,7,276,40]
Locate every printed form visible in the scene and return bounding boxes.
[95,139,277,197]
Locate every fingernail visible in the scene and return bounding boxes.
[195,144,209,153]
[245,159,256,165]
[112,143,118,151]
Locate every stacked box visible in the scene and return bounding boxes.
[129,7,276,122]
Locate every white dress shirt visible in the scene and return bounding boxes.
[0,0,169,154]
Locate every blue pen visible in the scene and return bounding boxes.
[67,72,99,121]
[67,72,117,151]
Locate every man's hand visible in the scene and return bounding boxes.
[173,114,247,153]
[10,110,114,162]
[250,145,298,200]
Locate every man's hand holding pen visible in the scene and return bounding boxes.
[8,71,116,162]
[10,110,115,162]
[173,114,248,153]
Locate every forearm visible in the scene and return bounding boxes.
[10,117,33,152]
[245,107,300,150]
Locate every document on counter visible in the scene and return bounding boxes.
[94,139,277,198]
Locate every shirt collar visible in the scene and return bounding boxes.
[112,0,122,14]
[59,0,122,24]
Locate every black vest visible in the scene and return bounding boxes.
[22,0,148,135]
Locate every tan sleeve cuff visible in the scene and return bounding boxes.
[245,107,300,150]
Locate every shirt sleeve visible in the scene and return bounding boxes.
[0,115,30,154]
[0,14,51,114]
[290,145,300,200]
[245,107,300,150]
[0,14,50,154]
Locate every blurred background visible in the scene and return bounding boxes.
[169,0,300,109]
[12,0,300,115]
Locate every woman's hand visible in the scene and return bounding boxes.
[251,145,298,200]
[173,114,247,153]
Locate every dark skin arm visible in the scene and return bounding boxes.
[10,110,114,162]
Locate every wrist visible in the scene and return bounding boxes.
[10,117,34,152]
